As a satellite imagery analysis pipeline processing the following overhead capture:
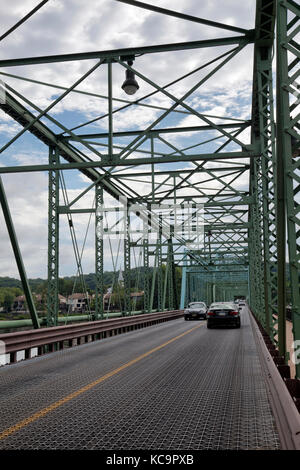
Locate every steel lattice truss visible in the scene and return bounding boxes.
[0,1,299,376]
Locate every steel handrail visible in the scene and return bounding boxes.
[0,310,183,356]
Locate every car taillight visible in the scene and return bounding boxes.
[230,311,239,316]
[207,311,215,316]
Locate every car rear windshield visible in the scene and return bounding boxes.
[189,303,205,308]
[210,303,235,309]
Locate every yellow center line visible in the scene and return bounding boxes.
[0,323,204,441]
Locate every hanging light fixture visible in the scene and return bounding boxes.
[121,60,139,95]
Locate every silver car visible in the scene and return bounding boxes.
[184,302,207,321]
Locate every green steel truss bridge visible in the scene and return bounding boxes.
[0,0,299,385]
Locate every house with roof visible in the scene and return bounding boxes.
[13,294,67,312]
[66,293,90,313]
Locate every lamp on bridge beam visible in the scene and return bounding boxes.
[121,59,139,95]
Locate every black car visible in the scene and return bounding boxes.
[184,302,207,320]
[207,302,241,328]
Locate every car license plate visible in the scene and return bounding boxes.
[192,313,197,317]
[218,312,226,316]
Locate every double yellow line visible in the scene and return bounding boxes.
[0,323,203,441]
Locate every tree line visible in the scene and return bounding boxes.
[0,266,182,312]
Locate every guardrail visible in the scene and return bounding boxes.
[0,310,184,364]
[249,309,300,450]
[0,309,152,330]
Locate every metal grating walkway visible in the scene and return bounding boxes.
[0,308,281,450]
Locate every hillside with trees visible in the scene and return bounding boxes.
[0,265,182,314]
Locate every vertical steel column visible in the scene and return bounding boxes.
[276,0,300,374]
[248,155,265,324]
[255,43,278,341]
[95,183,104,320]
[157,214,163,311]
[180,251,187,309]
[149,250,157,312]
[167,238,174,310]
[0,176,40,328]
[47,146,59,327]
[124,201,131,315]
[108,61,113,163]
[143,207,150,313]
[162,257,168,310]
[248,0,276,332]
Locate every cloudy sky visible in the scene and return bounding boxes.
[0,0,256,279]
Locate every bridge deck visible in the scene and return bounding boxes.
[0,307,281,450]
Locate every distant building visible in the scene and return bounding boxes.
[66,293,89,313]
[58,295,67,311]
[13,295,27,311]
[103,290,144,310]
[13,294,67,312]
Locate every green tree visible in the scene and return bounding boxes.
[0,287,22,312]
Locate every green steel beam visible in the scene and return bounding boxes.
[112,167,251,178]
[0,151,257,175]
[251,0,278,342]
[95,183,104,320]
[114,0,252,35]
[47,146,59,327]
[276,0,300,376]
[0,0,50,43]
[124,202,131,316]
[0,177,40,329]
[167,237,174,310]
[143,215,150,313]
[156,215,163,311]
[63,122,250,140]
[0,36,254,68]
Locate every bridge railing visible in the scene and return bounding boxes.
[0,310,183,365]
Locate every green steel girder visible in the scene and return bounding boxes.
[114,0,253,35]
[0,177,40,329]
[47,146,59,327]
[250,0,279,351]
[95,183,104,320]
[0,36,254,68]
[156,215,163,312]
[123,202,131,316]
[248,0,277,338]
[62,122,250,141]
[0,151,258,173]
[276,0,300,375]
[143,212,150,313]
[167,236,175,311]
[248,152,265,321]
